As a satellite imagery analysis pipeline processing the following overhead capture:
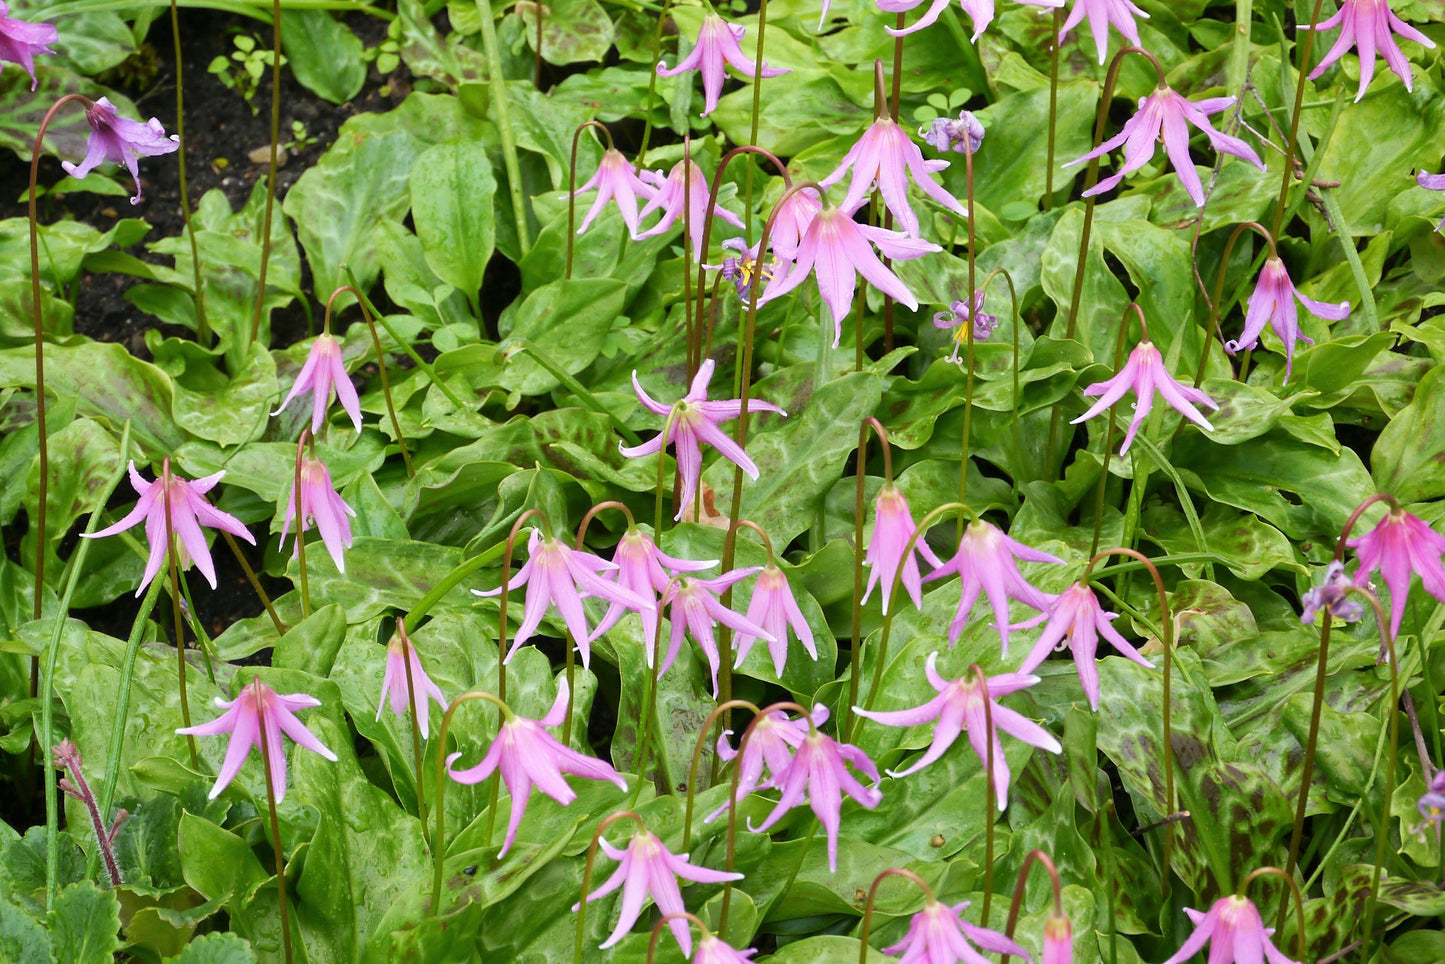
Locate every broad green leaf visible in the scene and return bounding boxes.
[281,11,366,104]
[165,932,257,964]
[1371,362,1445,502]
[410,140,497,304]
[516,0,614,64]
[47,881,120,964]
[0,898,51,964]
[496,278,628,395]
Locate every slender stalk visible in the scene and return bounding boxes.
[574,810,648,964]
[248,0,282,346]
[1240,867,1307,963]
[846,418,892,739]
[54,741,125,888]
[429,690,513,913]
[562,632,577,746]
[494,509,548,703]
[477,0,532,256]
[222,530,285,635]
[1044,8,1061,211]
[256,680,295,964]
[631,0,674,172]
[857,868,937,963]
[1001,850,1064,964]
[326,285,414,476]
[396,619,429,839]
[292,434,312,619]
[532,0,543,87]
[741,0,773,242]
[972,662,998,921]
[1272,0,1330,237]
[682,698,760,849]
[161,460,200,768]
[169,0,208,344]
[1194,222,1276,388]
[566,121,616,280]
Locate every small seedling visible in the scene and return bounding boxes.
[362,19,403,75]
[209,33,286,114]
[912,88,972,126]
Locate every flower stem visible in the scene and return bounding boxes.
[430,690,512,912]
[972,663,997,922]
[169,0,208,345]
[682,698,760,849]
[846,418,891,740]
[566,121,615,280]
[741,0,772,243]
[54,741,126,888]
[1044,8,1060,211]
[562,631,577,746]
[1195,222,1276,387]
[1240,867,1307,963]
[1086,305,1138,558]
[477,0,532,257]
[1001,850,1063,964]
[574,810,648,963]
[1272,0,1330,238]
[222,530,285,635]
[403,539,510,630]
[248,0,282,347]
[342,265,469,408]
[631,0,674,179]
[858,868,937,962]
[1282,608,1330,907]
[256,681,295,964]
[397,619,429,841]
[495,509,548,702]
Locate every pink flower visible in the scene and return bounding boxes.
[475,529,651,669]
[1043,912,1072,964]
[0,1,57,90]
[923,519,1060,655]
[1070,339,1219,455]
[447,679,627,856]
[1303,0,1434,102]
[863,485,944,615]
[876,0,1061,41]
[83,459,255,595]
[662,569,773,696]
[854,654,1061,807]
[820,115,965,237]
[1226,256,1349,382]
[755,203,939,346]
[656,15,788,117]
[1162,895,1300,964]
[1063,86,1263,206]
[750,722,882,871]
[619,358,786,521]
[883,899,1031,964]
[375,633,447,739]
[636,158,745,258]
[177,677,337,803]
[1015,582,1154,711]
[272,332,363,435]
[708,704,827,822]
[733,564,818,677]
[576,829,742,954]
[572,147,657,236]
[1418,170,1445,230]
[61,97,179,204]
[589,527,716,654]
[694,936,758,963]
[279,454,356,573]
[769,187,823,263]
[1057,0,1149,64]
[1347,505,1445,640]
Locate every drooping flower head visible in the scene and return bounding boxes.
[1057,0,1149,64]
[83,460,256,595]
[1418,170,1445,231]
[708,704,827,821]
[1226,256,1349,382]
[934,289,999,362]
[1161,895,1300,964]
[619,359,786,521]
[923,519,1061,655]
[61,97,179,204]
[922,110,985,155]
[447,680,627,856]
[656,15,788,117]
[1063,86,1263,206]
[883,898,1032,964]
[716,237,778,303]
[0,1,57,90]
[876,0,1061,41]
[1300,560,1363,625]
[1043,912,1073,964]
[1071,339,1219,454]
[273,332,364,435]
[1303,0,1434,102]
[589,527,716,651]
[733,563,818,677]
[694,935,758,964]
[177,677,337,803]
[820,115,965,237]
[768,187,824,263]
[662,569,772,695]
[636,158,745,258]
[1347,504,1445,639]
[1015,581,1154,710]
[863,485,944,615]
[280,454,356,573]
[572,147,657,236]
[375,631,448,739]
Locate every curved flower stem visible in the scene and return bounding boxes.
[248,0,282,347]
[575,810,649,964]
[576,501,637,549]
[562,630,578,746]
[495,508,549,703]
[256,680,295,964]
[292,432,312,619]
[161,460,200,769]
[566,121,616,280]
[857,868,937,963]
[956,140,978,542]
[647,912,710,962]
[971,662,998,922]
[404,540,511,630]
[1240,866,1307,963]
[477,0,531,257]
[170,0,207,345]
[1044,8,1061,210]
[1001,850,1064,964]
[341,265,468,408]
[429,689,512,913]
[846,417,892,739]
[221,530,286,635]
[683,698,761,849]
[631,0,674,174]
[1087,304,1142,558]
[396,618,429,841]
[326,285,413,476]
[1194,222,1277,387]
[531,0,543,87]
[654,406,684,532]
[741,0,773,242]
[991,269,1024,491]
[1272,0,1331,238]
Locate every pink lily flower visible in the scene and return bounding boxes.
[694,936,758,963]
[1070,339,1219,454]
[656,15,788,117]
[1063,86,1263,206]
[474,529,652,668]
[447,679,627,856]
[577,829,742,954]
[708,704,827,822]
[662,569,773,695]
[279,454,356,573]
[273,332,364,435]
[883,899,1032,964]
[1162,895,1300,964]
[755,202,940,346]
[83,459,255,595]
[1226,256,1349,382]
[589,527,716,654]
[636,158,745,258]
[769,187,823,263]
[749,720,882,871]
[1347,505,1445,639]
[1303,0,1434,102]
[619,358,786,521]
[862,485,944,615]
[177,677,337,803]
[820,115,965,237]
[733,563,818,677]
[1015,582,1154,710]
[923,519,1061,655]
[1418,170,1445,230]
[572,147,657,236]
[1057,0,1149,64]
[0,1,57,90]
[375,632,447,739]
[1044,912,1073,964]
[854,654,1061,807]
[876,0,1061,41]
[61,97,179,204]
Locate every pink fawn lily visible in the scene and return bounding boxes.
[1071,339,1219,454]
[83,460,255,595]
[1162,895,1300,964]
[662,569,773,695]
[279,454,356,573]
[589,527,716,653]
[884,898,1032,964]
[1303,0,1434,102]
[694,936,758,963]
[177,677,337,803]
[854,654,1061,807]
[576,829,742,955]
[733,563,818,677]
[656,14,788,117]
[61,96,178,204]
[572,147,657,236]
[1043,912,1073,964]
[1226,256,1349,383]
[619,358,786,521]
[708,704,827,822]
[820,114,965,237]
[1057,0,1149,64]
[1015,582,1154,711]
[876,0,1062,41]
[923,519,1061,655]
[1063,86,1263,206]
[447,679,627,856]
[636,158,746,258]
[863,485,945,615]
[273,332,364,435]
[768,186,824,263]
[0,1,57,90]
[1347,505,1445,640]
[375,633,448,739]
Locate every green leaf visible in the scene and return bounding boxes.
[177,814,269,907]
[47,881,120,964]
[516,0,614,65]
[496,279,629,395]
[970,81,1097,211]
[1370,362,1445,502]
[0,897,52,964]
[164,932,257,964]
[410,140,497,305]
[281,11,366,105]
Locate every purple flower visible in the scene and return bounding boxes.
[820,115,965,237]
[733,564,818,677]
[1071,339,1219,454]
[1303,0,1434,102]
[1044,912,1073,964]
[1300,560,1364,626]
[576,829,742,955]
[447,679,627,856]
[280,454,356,573]
[1015,582,1154,710]
[375,632,448,739]
[1347,506,1445,640]
[717,237,776,302]
[933,290,999,362]
[876,0,1061,40]
[1057,0,1149,64]
[0,1,57,90]
[1162,895,1300,964]
[572,147,657,236]
[1226,256,1349,383]
[883,899,1032,964]
[1063,86,1263,206]
[922,110,986,155]
[619,358,786,521]
[83,460,256,595]
[662,569,772,695]
[863,485,944,615]
[854,654,1061,807]
[177,677,337,803]
[1418,768,1445,823]
[273,332,364,435]
[589,527,716,654]
[656,14,788,117]
[61,97,179,204]
[923,519,1061,655]
[708,704,826,822]
[636,158,745,258]
[769,188,824,263]
[1418,170,1445,230]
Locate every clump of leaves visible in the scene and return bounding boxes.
[208,33,286,114]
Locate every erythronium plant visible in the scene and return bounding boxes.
[1227,255,1350,382]
[1072,337,1220,454]
[636,158,745,258]
[0,0,56,89]
[923,518,1060,655]
[874,0,1062,40]
[1303,0,1434,101]
[571,147,657,236]
[62,96,179,203]
[820,113,965,237]
[273,330,364,434]
[656,15,788,118]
